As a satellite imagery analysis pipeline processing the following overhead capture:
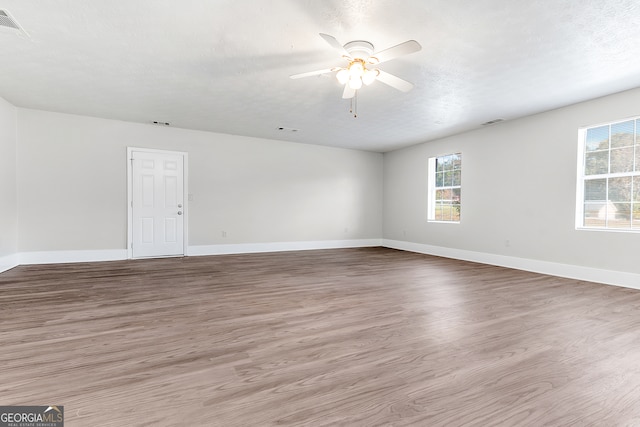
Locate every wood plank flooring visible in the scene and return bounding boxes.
[2,247,640,426]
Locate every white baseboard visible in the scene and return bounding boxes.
[8,240,638,291]
[0,253,19,274]
[18,249,128,265]
[7,240,382,267]
[188,239,383,256]
[383,239,640,290]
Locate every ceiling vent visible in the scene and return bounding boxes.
[481,118,505,126]
[0,10,26,33]
[277,127,299,132]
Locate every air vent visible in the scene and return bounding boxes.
[0,10,23,31]
[151,121,170,126]
[481,118,505,126]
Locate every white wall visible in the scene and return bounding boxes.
[11,87,640,285]
[16,109,383,256]
[0,96,18,272]
[384,87,640,283]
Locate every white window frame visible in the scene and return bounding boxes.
[576,116,640,232]
[428,152,462,223]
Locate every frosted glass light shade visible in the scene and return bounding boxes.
[349,61,364,77]
[362,69,377,85]
[348,76,363,90]
[336,69,349,84]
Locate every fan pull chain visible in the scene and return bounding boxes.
[349,91,358,118]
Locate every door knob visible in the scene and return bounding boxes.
[178,204,182,208]
[177,211,183,215]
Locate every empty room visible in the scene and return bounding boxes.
[2,1,640,426]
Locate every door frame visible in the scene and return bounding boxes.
[127,147,189,259]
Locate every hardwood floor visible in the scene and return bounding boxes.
[2,247,640,426]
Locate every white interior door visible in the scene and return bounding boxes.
[130,150,185,258]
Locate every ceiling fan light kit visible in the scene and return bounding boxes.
[290,33,422,117]
[336,58,379,90]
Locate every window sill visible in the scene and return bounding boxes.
[575,226,640,233]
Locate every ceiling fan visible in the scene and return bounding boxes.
[290,33,422,99]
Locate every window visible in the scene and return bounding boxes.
[428,153,461,222]
[577,118,640,230]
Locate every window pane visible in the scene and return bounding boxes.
[610,147,634,173]
[435,203,452,221]
[585,151,609,175]
[633,204,640,229]
[435,203,442,221]
[452,203,460,221]
[444,170,454,187]
[452,154,461,170]
[608,203,631,228]
[453,170,461,186]
[585,125,609,152]
[584,179,606,201]
[441,205,453,221]
[634,176,640,202]
[445,155,455,171]
[611,120,635,148]
[609,177,632,202]
[437,155,453,172]
[436,171,444,187]
[436,189,450,201]
[445,189,455,200]
[635,145,640,172]
[605,202,616,225]
[584,203,605,227]
[452,188,461,203]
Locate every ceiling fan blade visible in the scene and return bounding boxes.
[342,84,356,99]
[290,68,336,79]
[319,33,351,58]
[376,70,414,92]
[369,40,421,64]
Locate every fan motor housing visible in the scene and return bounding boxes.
[343,40,374,60]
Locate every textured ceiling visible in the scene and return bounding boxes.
[2,0,640,152]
